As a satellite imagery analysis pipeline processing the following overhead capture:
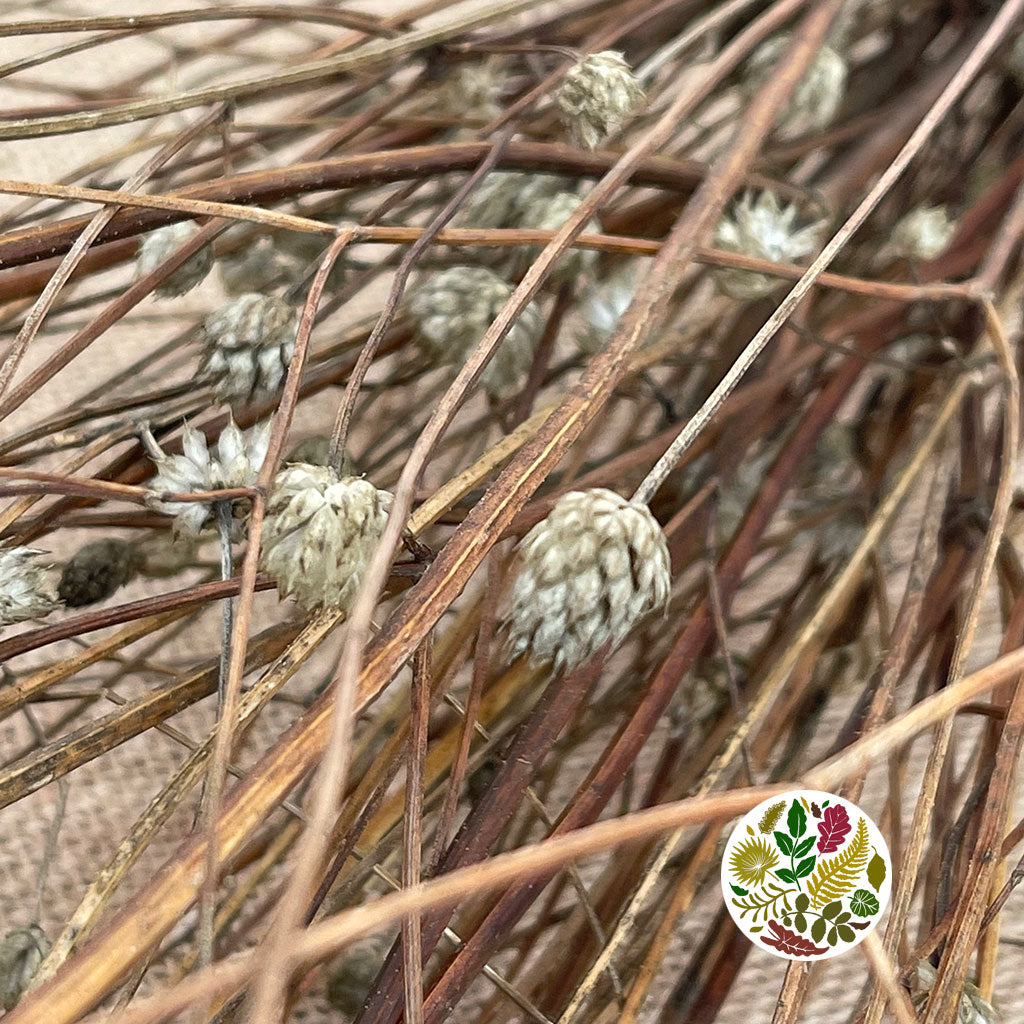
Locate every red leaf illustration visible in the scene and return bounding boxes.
[817,803,852,853]
[760,920,829,957]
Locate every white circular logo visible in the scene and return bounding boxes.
[721,790,892,960]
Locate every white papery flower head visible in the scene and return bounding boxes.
[503,488,671,671]
[888,205,956,261]
[744,36,847,138]
[409,265,543,393]
[136,221,213,297]
[0,925,50,1011]
[202,293,298,402]
[517,189,599,281]
[712,191,822,299]
[218,235,290,294]
[0,548,58,627]
[557,51,645,149]
[260,463,392,613]
[435,60,504,122]
[578,261,640,352]
[142,417,271,538]
[459,172,564,230]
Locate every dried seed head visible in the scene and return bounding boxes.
[517,190,599,281]
[202,293,299,402]
[912,962,999,1024]
[0,547,58,627]
[435,60,504,122]
[142,417,271,538]
[58,538,140,607]
[503,488,671,671]
[712,191,822,299]
[326,936,391,1015]
[578,261,640,352]
[218,235,290,294]
[888,205,956,261]
[744,37,847,138]
[0,924,50,1011]
[459,172,565,230]
[409,265,543,393]
[557,51,645,150]
[136,221,213,297]
[260,463,392,612]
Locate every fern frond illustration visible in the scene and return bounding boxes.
[729,836,780,887]
[758,800,786,834]
[730,882,796,922]
[807,817,869,908]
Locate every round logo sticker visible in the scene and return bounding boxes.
[721,790,892,960]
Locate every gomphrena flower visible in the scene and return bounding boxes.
[887,205,956,261]
[912,962,999,1024]
[135,220,213,297]
[202,293,298,402]
[503,488,671,671]
[557,51,645,150]
[712,191,822,299]
[743,36,847,138]
[58,538,140,608]
[0,547,57,627]
[260,463,392,613]
[578,261,639,352]
[408,265,543,393]
[0,924,50,1011]
[517,189,599,281]
[142,417,271,538]
[460,172,564,230]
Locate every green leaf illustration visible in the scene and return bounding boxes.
[795,893,809,912]
[821,901,842,920]
[811,917,826,943]
[730,883,749,897]
[827,926,838,945]
[788,800,807,838]
[794,836,816,858]
[793,912,807,932]
[837,924,855,942]
[730,882,795,922]
[867,849,887,892]
[850,889,880,916]
[795,855,816,878]
[775,869,797,883]
[758,800,786,834]
[749,926,763,933]
[729,835,780,887]
[806,818,870,908]
[774,831,794,856]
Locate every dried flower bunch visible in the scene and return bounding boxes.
[135,220,213,297]
[202,292,299,402]
[557,51,645,149]
[409,265,543,392]
[260,463,392,612]
[0,547,57,627]
[712,191,823,299]
[142,417,270,538]
[744,35,847,138]
[503,489,671,671]
[913,962,1000,1024]
[6,4,1024,1024]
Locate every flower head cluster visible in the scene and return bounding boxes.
[0,924,49,1011]
[712,191,822,299]
[260,463,392,612]
[503,488,671,671]
[460,173,564,230]
[142,417,271,538]
[744,36,847,138]
[58,538,139,608]
[887,205,956,261]
[0,548,57,627]
[557,51,645,149]
[202,293,298,402]
[516,189,599,280]
[578,261,640,352]
[135,221,213,297]
[218,235,291,294]
[409,265,543,393]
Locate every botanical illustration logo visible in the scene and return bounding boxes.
[721,790,892,960]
